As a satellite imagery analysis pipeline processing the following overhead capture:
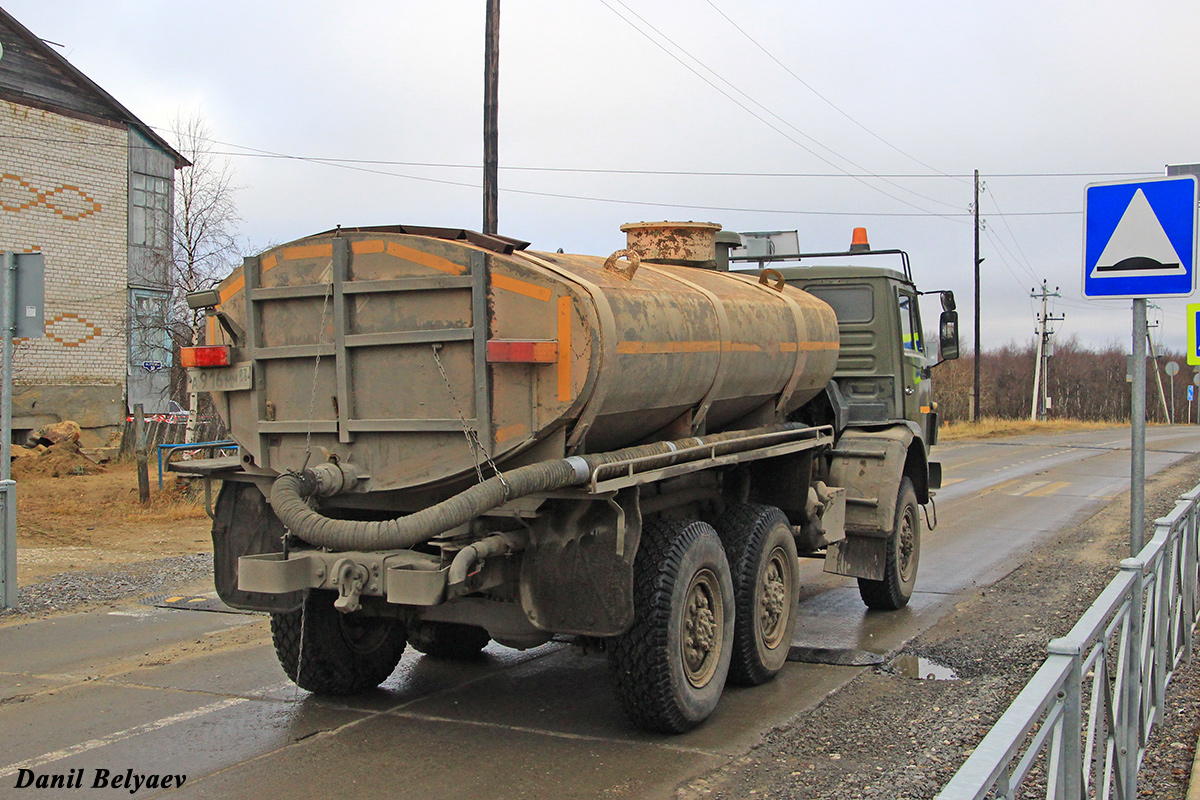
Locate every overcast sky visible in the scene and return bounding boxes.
[10,1,1200,357]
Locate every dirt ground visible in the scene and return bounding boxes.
[14,455,212,584]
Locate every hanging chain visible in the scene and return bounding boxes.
[431,343,510,499]
[301,268,335,472]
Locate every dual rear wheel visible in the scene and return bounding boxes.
[609,505,800,733]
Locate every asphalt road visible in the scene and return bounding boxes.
[2,426,1199,799]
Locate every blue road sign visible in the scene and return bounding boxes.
[1190,303,1200,366]
[1190,385,1195,402]
[1083,176,1198,298]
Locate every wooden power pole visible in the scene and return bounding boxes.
[483,0,500,235]
[973,169,981,422]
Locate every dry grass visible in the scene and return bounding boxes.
[18,463,209,526]
[938,417,1125,442]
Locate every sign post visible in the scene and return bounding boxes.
[1166,361,1180,423]
[0,252,46,610]
[1084,175,1198,555]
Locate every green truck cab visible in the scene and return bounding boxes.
[730,231,959,608]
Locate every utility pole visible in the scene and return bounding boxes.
[483,0,500,235]
[973,169,981,422]
[1145,322,1170,423]
[1029,281,1063,421]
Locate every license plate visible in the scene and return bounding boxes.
[188,362,253,393]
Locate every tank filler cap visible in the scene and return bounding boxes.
[849,227,870,253]
[620,221,722,268]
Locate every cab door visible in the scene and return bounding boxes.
[896,288,930,438]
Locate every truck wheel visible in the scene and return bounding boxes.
[407,622,491,659]
[271,590,407,694]
[858,477,920,610]
[716,504,799,686]
[609,519,735,733]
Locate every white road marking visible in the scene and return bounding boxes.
[0,697,249,778]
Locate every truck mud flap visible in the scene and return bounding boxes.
[519,487,641,636]
[824,535,887,581]
[212,481,305,613]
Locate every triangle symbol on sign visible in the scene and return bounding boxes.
[1091,188,1186,277]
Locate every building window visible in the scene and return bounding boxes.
[130,289,172,367]
[130,172,170,248]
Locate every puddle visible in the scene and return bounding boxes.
[891,655,958,680]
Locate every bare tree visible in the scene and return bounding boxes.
[164,113,242,437]
[170,113,241,345]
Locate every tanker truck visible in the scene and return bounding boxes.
[176,221,959,733]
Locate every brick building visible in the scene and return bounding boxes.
[0,7,186,446]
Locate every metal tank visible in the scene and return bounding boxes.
[207,223,839,494]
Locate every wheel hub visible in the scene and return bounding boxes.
[898,510,915,579]
[682,568,723,687]
[758,550,789,647]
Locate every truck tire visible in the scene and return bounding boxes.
[716,504,799,686]
[271,590,407,694]
[407,622,491,659]
[609,519,735,733]
[858,477,920,610]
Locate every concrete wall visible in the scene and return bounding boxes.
[0,100,128,444]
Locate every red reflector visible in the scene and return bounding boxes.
[486,339,558,364]
[181,346,232,368]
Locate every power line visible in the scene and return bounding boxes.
[0,130,1091,217]
[702,0,964,184]
[596,0,960,216]
[0,133,1159,180]
[984,227,1040,289]
[982,183,1038,280]
[163,129,981,219]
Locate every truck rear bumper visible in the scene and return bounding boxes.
[239,549,450,608]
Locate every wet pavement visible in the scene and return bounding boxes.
[2,426,1199,799]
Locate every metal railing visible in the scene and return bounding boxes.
[937,482,1200,799]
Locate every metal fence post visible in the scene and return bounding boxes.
[1184,491,1199,661]
[1119,556,1145,799]
[1046,638,1083,798]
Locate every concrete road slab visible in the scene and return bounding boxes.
[0,606,259,678]
[161,710,727,800]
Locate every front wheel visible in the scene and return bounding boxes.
[271,590,407,694]
[609,519,735,733]
[858,477,920,610]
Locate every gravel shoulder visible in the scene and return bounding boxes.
[675,453,1200,800]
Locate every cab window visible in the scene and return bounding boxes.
[805,285,873,323]
[898,292,923,354]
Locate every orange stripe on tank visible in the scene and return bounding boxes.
[219,275,245,304]
[351,240,385,254]
[493,274,552,302]
[617,341,770,354]
[495,423,528,444]
[779,341,840,352]
[282,244,333,260]
[557,296,572,402]
[385,241,466,276]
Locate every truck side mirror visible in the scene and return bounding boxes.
[941,291,956,312]
[938,310,959,362]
